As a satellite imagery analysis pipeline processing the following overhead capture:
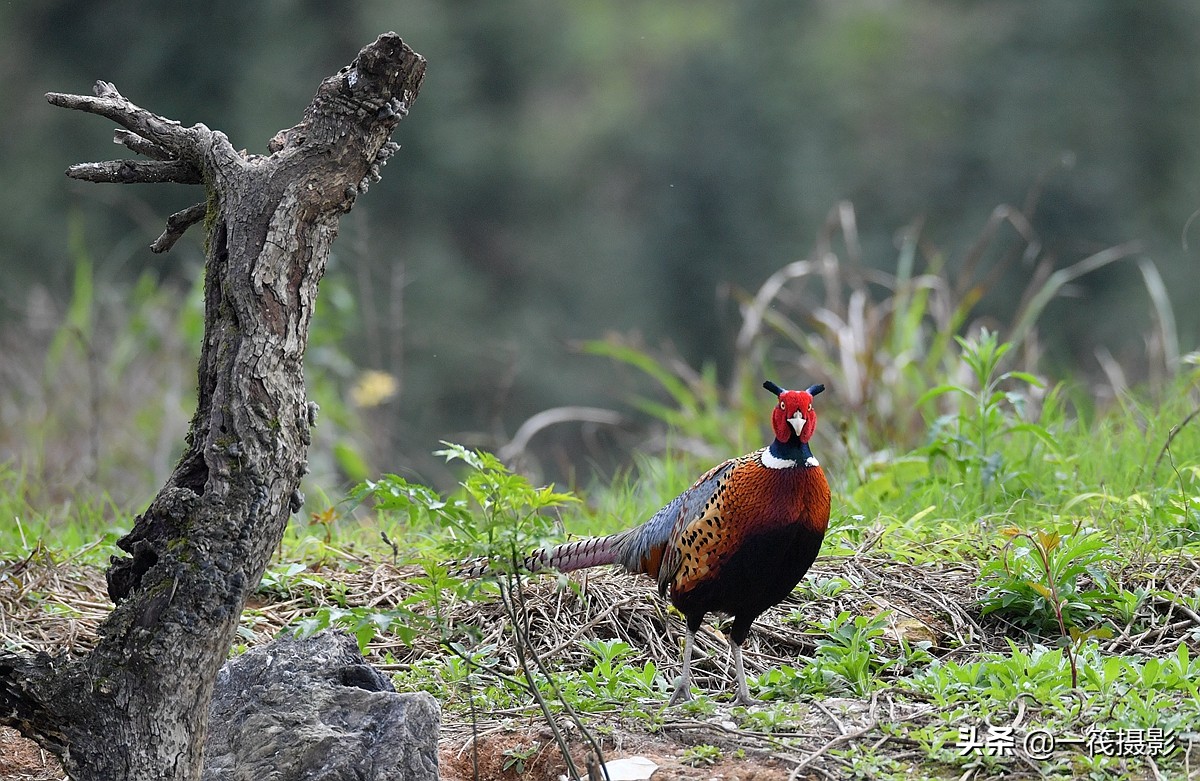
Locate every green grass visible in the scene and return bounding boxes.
[0,462,127,559]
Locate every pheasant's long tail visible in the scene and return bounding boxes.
[448,530,634,579]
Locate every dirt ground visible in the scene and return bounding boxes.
[1,724,797,780]
[0,727,62,781]
[438,729,795,781]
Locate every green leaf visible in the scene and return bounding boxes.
[1003,370,1045,388]
[916,384,971,406]
[1035,530,1061,553]
[1027,582,1054,600]
[1007,422,1061,452]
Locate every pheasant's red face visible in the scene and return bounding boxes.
[771,389,817,443]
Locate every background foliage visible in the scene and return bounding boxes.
[1,1,1198,502]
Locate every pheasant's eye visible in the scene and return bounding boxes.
[779,402,786,409]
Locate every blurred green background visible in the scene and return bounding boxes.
[1,1,1198,504]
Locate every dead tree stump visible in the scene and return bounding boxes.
[0,32,425,781]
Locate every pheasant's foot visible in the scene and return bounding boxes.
[667,684,694,706]
[730,639,757,707]
[669,629,697,706]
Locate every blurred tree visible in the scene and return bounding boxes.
[1,1,1197,489]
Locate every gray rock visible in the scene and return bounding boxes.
[203,630,440,781]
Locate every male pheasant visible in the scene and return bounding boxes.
[461,380,830,705]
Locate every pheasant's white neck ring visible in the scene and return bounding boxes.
[762,440,820,470]
[761,449,796,469]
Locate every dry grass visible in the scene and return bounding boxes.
[9,550,1193,680]
[0,547,112,657]
[0,554,974,682]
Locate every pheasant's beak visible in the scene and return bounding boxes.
[787,411,806,436]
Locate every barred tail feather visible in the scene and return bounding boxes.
[446,556,493,579]
[447,530,633,580]
[526,533,624,573]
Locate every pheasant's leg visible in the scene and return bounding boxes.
[731,640,758,706]
[668,629,696,705]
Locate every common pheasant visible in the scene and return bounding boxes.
[459,380,830,705]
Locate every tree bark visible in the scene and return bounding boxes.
[0,33,425,781]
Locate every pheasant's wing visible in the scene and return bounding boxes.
[615,456,742,594]
[664,452,793,598]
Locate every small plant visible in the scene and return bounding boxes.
[978,526,1118,634]
[977,525,1119,687]
[756,612,905,701]
[680,744,722,767]
[258,562,327,602]
[753,662,829,700]
[674,697,718,718]
[813,611,895,696]
[909,640,1076,712]
[920,329,1054,503]
[805,575,854,599]
[308,506,339,543]
[737,704,807,732]
[1126,641,1200,699]
[581,638,636,668]
[355,443,578,571]
[291,605,415,652]
[353,445,601,780]
[501,743,540,774]
[1110,587,1148,626]
[574,639,663,703]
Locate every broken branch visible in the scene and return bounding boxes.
[151,202,208,254]
[66,159,201,185]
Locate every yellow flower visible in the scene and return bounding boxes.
[350,370,398,408]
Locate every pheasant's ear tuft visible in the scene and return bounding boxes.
[762,380,786,397]
[807,384,826,397]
